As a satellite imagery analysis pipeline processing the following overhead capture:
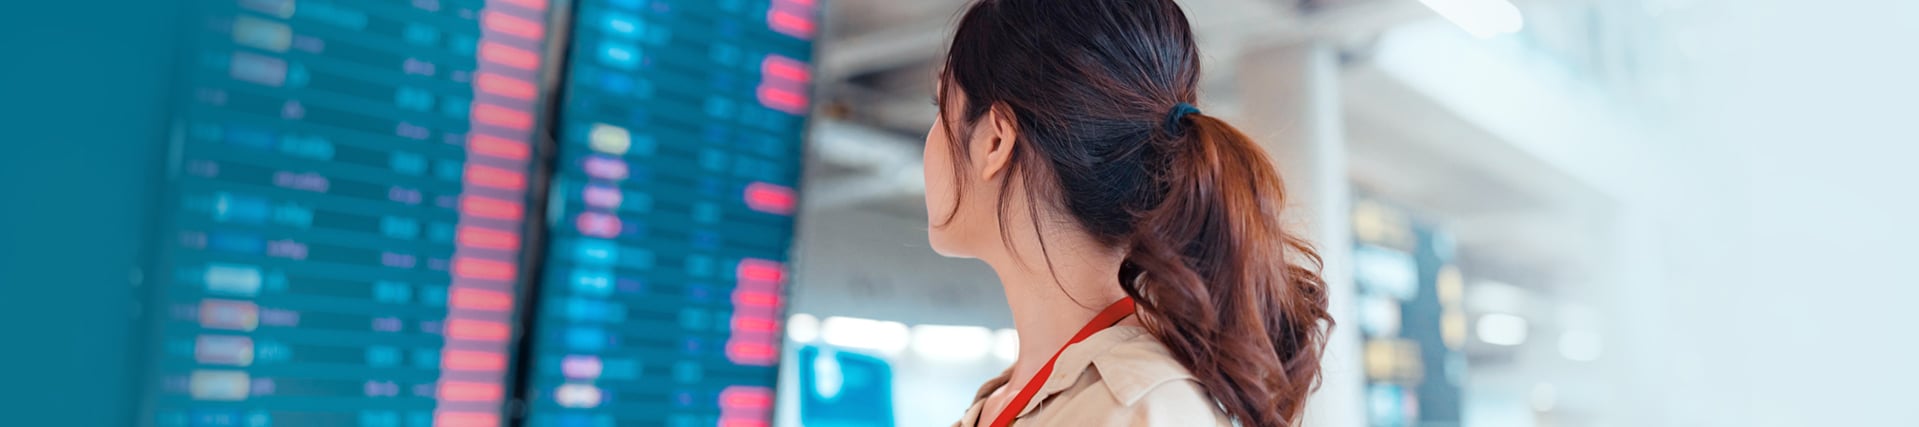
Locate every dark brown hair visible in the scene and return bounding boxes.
[934,0,1332,425]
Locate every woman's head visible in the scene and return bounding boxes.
[923,0,1197,257]
[922,0,1333,425]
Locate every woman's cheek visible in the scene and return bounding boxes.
[923,124,961,254]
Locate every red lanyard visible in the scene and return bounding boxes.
[988,297,1137,427]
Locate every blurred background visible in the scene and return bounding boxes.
[3,0,1916,427]
[787,0,1919,426]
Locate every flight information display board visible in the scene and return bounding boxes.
[143,0,551,426]
[522,0,816,426]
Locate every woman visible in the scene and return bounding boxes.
[922,0,1333,426]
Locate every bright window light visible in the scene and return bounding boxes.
[993,329,1019,362]
[910,324,993,362]
[787,313,820,343]
[1475,313,1529,346]
[1418,0,1526,38]
[820,316,910,355]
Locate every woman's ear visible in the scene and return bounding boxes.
[976,104,1019,181]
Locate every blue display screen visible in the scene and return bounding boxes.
[522,0,815,426]
[138,0,814,426]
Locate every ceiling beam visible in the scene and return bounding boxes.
[804,119,926,211]
[817,18,954,82]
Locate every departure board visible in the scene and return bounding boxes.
[143,0,552,426]
[522,0,817,426]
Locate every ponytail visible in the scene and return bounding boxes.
[1120,113,1331,427]
[935,0,1331,424]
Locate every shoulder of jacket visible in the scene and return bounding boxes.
[1087,332,1202,407]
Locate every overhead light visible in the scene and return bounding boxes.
[821,316,910,355]
[1475,313,1529,346]
[787,313,820,343]
[1418,0,1526,38]
[910,324,993,362]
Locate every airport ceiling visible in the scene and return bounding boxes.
[814,0,1435,136]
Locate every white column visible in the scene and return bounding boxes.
[1233,41,1364,427]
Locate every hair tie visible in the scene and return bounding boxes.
[1163,102,1201,135]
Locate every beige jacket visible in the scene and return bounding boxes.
[952,326,1233,426]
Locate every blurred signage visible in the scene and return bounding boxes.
[797,345,896,427]
[1352,197,1466,427]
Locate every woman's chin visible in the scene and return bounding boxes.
[925,235,973,259]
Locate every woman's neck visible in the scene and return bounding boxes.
[986,235,1129,390]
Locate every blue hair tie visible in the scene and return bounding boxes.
[1163,102,1201,135]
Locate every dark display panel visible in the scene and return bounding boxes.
[144,0,552,426]
[1352,198,1467,427]
[523,0,816,426]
